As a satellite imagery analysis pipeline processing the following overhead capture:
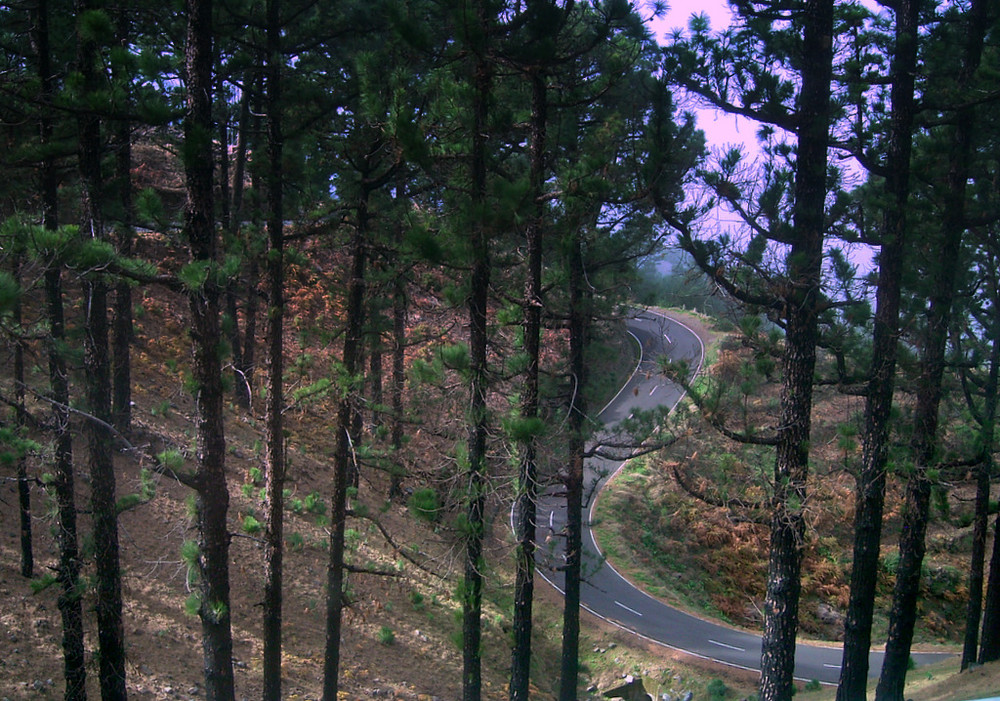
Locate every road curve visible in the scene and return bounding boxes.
[531,308,953,685]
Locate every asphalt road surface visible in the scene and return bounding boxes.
[532,308,953,685]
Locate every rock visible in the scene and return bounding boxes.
[817,602,844,626]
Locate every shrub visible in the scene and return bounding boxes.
[408,487,441,522]
[707,678,729,699]
[376,626,395,645]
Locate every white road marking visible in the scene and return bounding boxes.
[664,333,672,344]
[615,601,643,616]
[549,511,555,530]
[823,664,841,669]
[649,385,658,396]
[708,639,745,652]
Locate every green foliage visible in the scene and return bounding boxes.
[292,378,332,404]
[73,238,116,271]
[241,514,262,535]
[408,487,441,522]
[184,593,201,617]
[30,573,57,594]
[439,343,470,371]
[303,491,326,516]
[178,260,211,291]
[376,626,396,645]
[707,678,729,699]
[502,415,545,442]
[804,679,821,692]
[78,9,115,44]
[135,188,164,224]
[0,271,20,315]
[287,532,305,551]
[180,540,200,587]
[156,448,184,472]
[931,485,950,520]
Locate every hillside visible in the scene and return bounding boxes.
[0,229,760,700]
[0,251,992,700]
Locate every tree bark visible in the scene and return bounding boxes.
[184,0,236,697]
[262,0,285,695]
[962,258,1000,668]
[560,230,588,701]
[77,3,129,695]
[510,67,546,701]
[323,190,368,701]
[837,0,918,696]
[875,0,985,694]
[981,510,1000,662]
[111,5,134,435]
[758,1,833,699]
[462,29,491,701]
[389,212,407,499]
[36,1,86,696]
[13,252,32,579]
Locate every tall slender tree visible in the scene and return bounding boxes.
[182,0,236,696]
[875,0,988,695]
[662,1,836,696]
[261,0,285,696]
[75,2,128,695]
[837,0,920,696]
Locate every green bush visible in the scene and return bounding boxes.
[707,678,729,699]
[408,487,441,522]
[376,626,395,645]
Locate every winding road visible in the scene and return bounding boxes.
[532,308,953,685]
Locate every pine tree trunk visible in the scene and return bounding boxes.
[875,1,984,694]
[510,68,546,701]
[184,1,235,697]
[226,79,255,409]
[111,6,134,435]
[758,1,832,698]
[262,0,285,695]
[77,6,129,693]
[48,265,87,701]
[36,2,85,694]
[461,34,492,701]
[13,254,32,578]
[323,199,368,701]
[962,277,999,668]
[389,227,407,500]
[980,512,1000,662]
[837,1,917,696]
[369,330,383,429]
[560,231,588,701]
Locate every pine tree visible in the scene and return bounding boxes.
[662,1,836,696]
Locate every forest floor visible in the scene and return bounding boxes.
[0,292,760,700]
[1,294,996,701]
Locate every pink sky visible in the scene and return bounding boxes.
[648,1,760,155]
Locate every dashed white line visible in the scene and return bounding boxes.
[708,639,745,652]
[823,664,841,669]
[614,601,643,616]
[649,385,658,396]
